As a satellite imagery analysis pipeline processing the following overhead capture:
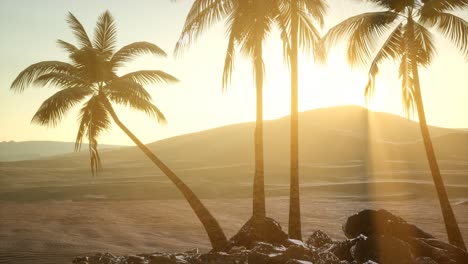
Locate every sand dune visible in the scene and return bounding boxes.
[1,106,467,263]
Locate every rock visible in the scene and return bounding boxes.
[285,245,310,260]
[343,209,433,241]
[126,255,147,264]
[414,257,438,264]
[306,230,333,249]
[409,238,468,264]
[317,251,340,264]
[247,251,270,264]
[251,242,286,254]
[351,235,413,264]
[199,251,247,264]
[327,236,365,262]
[285,260,313,264]
[148,254,174,264]
[229,217,288,249]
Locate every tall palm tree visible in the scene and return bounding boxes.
[321,0,467,250]
[175,0,279,227]
[277,0,327,240]
[11,11,228,251]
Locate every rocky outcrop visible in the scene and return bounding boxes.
[73,209,467,264]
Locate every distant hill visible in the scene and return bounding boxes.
[0,141,124,161]
[1,106,467,202]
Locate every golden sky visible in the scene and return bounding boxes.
[0,0,467,145]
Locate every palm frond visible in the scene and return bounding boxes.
[321,11,399,66]
[31,86,92,127]
[56,39,79,55]
[420,11,468,58]
[111,42,167,69]
[303,0,327,27]
[33,72,91,90]
[366,0,413,12]
[365,23,403,101]
[11,61,76,92]
[75,96,111,176]
[118,70,179,86]
[222,31,237,91]
[93,10,117,58]
[421,0,468,13]
[399,53,416,116]
[174,0,233,56]
[104,85,166,124]
[296,6,322,56]
[104,79,151,101]
[413,21,436,66]
[66,12,93,48]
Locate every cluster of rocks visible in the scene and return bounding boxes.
[73,209,468,264]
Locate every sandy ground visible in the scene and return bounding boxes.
[1,196,467,264]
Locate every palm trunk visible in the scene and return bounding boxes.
[288,5,302,240]
[253,42,266,223]
[410,64,466,250]
[100,95,228,251]
[408,19,466,250]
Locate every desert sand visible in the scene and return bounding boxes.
[1,196,468,264]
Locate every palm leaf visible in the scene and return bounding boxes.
[366,0,414,12]
[33,72,91,90]
[104,79,152,102]
[399,53,416,117]
[93,10,117,58]
[303,0,327,27]
[66,12,93,48]
[75,96,111,176]
[31,86,92,127]
[56,39,79,55]
[104,84,166,124]
[11,61,76,92]
[413,21,436,66]
[174,0,233,56]
[118,70,179,86]
[322,11,399,66]
[421,0,468,12]
[420,11,468,58]
[111,42,167,69]
[365,23,403,101]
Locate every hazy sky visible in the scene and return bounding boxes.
[1,0,467,145]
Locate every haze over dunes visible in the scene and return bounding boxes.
[1,106,467,202]
[1,106,468,264]
[0,141,123,162]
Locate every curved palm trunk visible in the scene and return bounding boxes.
[253,42,266,223]
[100,96,228,251]
[288,5,302,240]
[408,19,466,251]
[410,64,466,250]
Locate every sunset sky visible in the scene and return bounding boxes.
[0,0,467,145]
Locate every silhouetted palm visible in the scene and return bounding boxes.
[321,0,467,250]
[277,0,327,240]
[176,0,278,227]
[11,11,228,251]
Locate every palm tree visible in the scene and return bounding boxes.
[175,0,279,228]
[276,0,327,240]
[11,11,228,251]
[321,0,467,250]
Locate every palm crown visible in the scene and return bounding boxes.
[11,11,178,175]
[322,0,468,115]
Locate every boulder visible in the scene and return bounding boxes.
[306,230,334,249]
[351,235,413,264]
[328,235,366,262]
[229,217,288,249]
[408,238,468,264]
[343,209,433,241]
